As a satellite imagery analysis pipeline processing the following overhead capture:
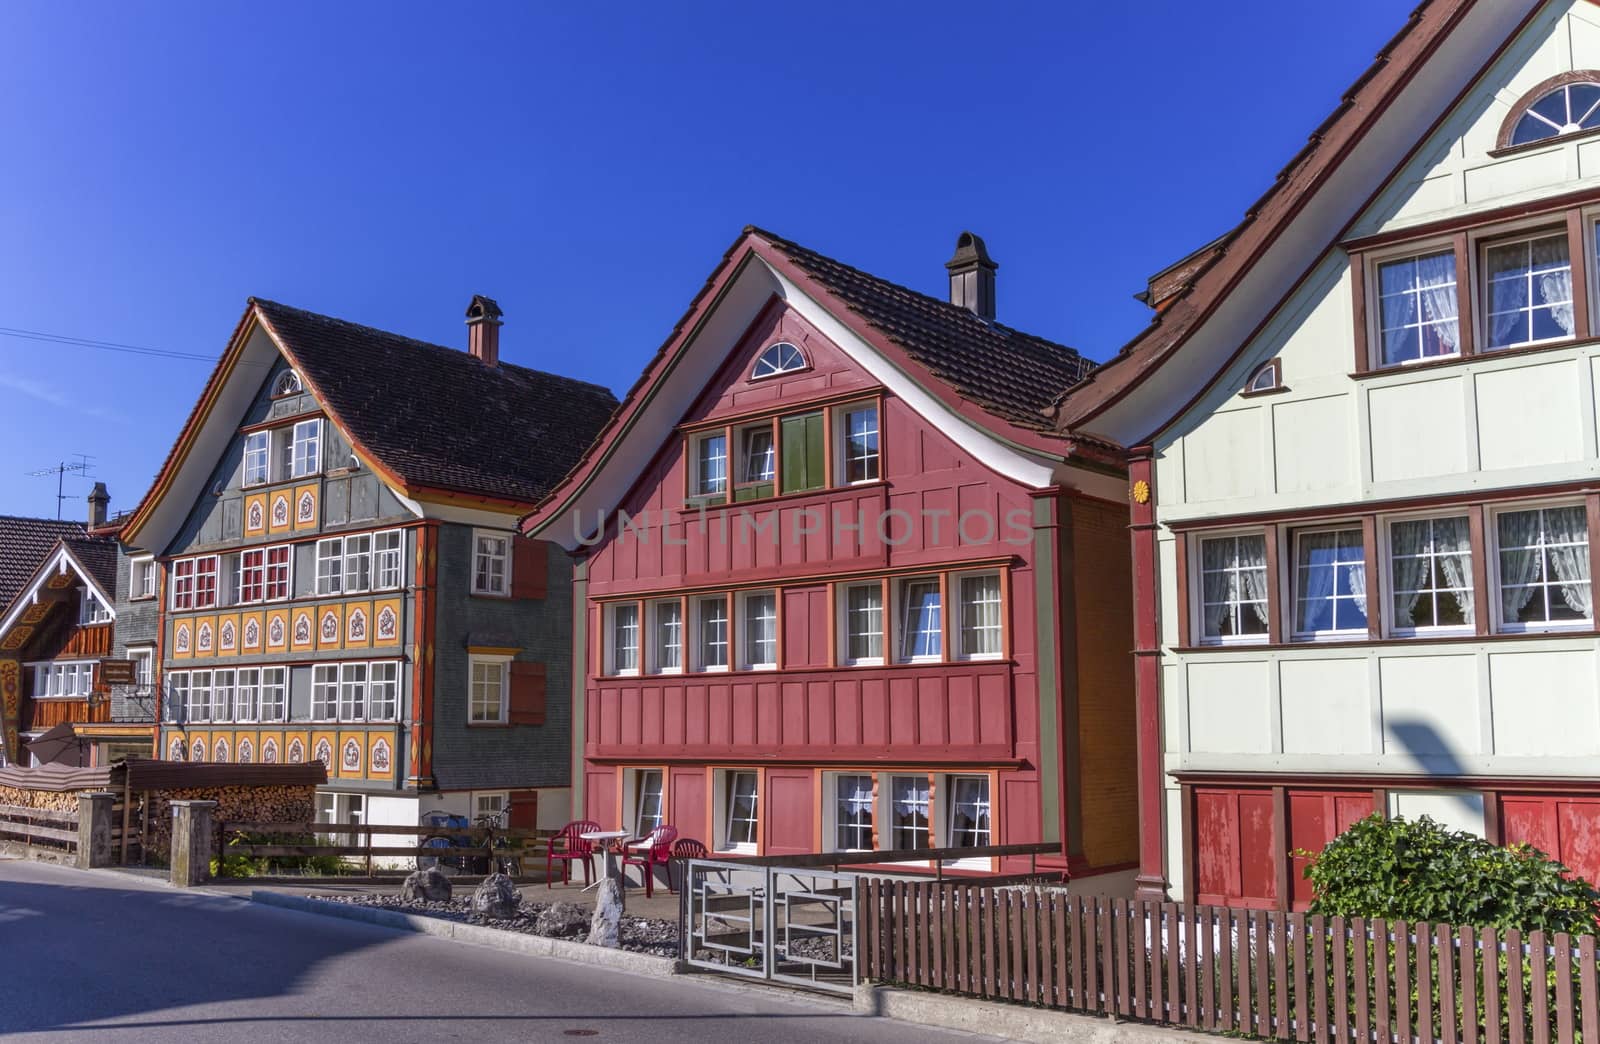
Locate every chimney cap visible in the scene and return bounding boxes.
[87,481,109,504]
[945,231,998,273]
[465,295,504,325]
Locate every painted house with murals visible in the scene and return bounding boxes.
[0,486,160,768]
[118,297,616,834]
[524,227,1138,880]
[1051,0,1600,907]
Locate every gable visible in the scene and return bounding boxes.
[687,302,877,425]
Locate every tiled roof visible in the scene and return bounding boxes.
[751,228,1094,432]
[251,299,620,505]
[0,516,85,613]
[62,537,119,597]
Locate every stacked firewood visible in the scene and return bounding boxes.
[145,784,316,857]
[0,785,77,815]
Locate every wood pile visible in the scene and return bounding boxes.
[0,785,77,815]
[145,784,315,856]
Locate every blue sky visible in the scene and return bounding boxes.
[0,2,1407,520]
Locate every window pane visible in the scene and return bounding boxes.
[740,427,774,484]
[890,775,930,851]
[697,435,727,496]
[1294,528,1367,635]
[948,776,991,848]
[697,597,728,670]
[1390,517,1474,631]
[958,574,1002,657]
[836,774,874,851]
[743,593,776,667]
[653,601,682,672]
[1377,251,1458,365]
[845,584,883,662]
[844,406,880,483]
[612,605,639,673]
[726,772,758,847]
[899,580,942,659]
[1497,506,1591,627]
[1485,234,1572,350]
[636,771,664,835]
[1199,535,1269,640]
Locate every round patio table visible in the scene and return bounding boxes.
[577,830,630,891]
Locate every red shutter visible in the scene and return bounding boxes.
[511,538,548,600]
[508,789,538,829]
[508,661,547,725]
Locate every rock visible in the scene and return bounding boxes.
[472,873,521,919]
[398,867,452,902]
[535,900,590,937]
[587,878,624,948]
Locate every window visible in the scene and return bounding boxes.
[955,573,1002,659]
[339,662,367,721]
[1243,360,1282,394]
[290,418,322,478]
[130,557,156,600]
[1292,528,1368,638]
[608,603,640,675]
[243,431,270,486]
[194,556,219,609]
[171,559,195,610]
[239,549,266,604]
[78,587,111,625]
[188,670,212,723]
[649,599,683,674]
[841,582,884,666]
[312,665,339,720]
[1198,534,1270,643]
[740,591,777,670]
[751,341,806,379]
[369,662,398,721]
[259,667,287,721]
[889,775,931,851]
[469,656,509,723]
[947,775,991,849]
[840,403,880,483]
[164,674,186,723]
[272,369,303,397]
[235,668,259,723]
[1389,517,1474,633]
[1508,81,1600,146]
[1377,250,1460,364]
[265,545,290,600]
[474,793,508,826]
[1484,232,1573,350]
[1496,505,1592,630]
[343,533,372,593]
[316,539,343,595]
[315,792,364,848]
[472,531,509,595]
[692,433,727,499]
[695,596,729,671]
[31,661,94,698]
[634,770,664,836]
[898,577,943,662]
[129,648,153,691]
[723,771,759,851]
[735,423,775,500]
[835,774,874,852]
[211,669,235,724]
[374,530,404,589]
[779,412,825,494]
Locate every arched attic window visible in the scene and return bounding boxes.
[1500,72,1600,148]
[1241,359,1284,396]
[272,369,303,396]
[751,342,807,380]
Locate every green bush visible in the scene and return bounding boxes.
[1305,813,1600,933]
[211,831,345,878]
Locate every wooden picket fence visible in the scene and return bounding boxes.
[859,881,1600,1043]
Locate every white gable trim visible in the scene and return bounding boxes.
[0,545,116,638]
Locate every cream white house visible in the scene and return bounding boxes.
[1055,0,1600,907]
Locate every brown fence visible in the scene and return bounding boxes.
[0,799,140,861]
[218,821,554,878]
[860,882,1600,1044]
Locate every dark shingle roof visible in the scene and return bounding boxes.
[0,516,85,612]
[251,299,620,504]
[752,227,1094,432]
[62,537,119,597]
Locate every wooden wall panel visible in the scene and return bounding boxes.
[764,769,815,856]
[669,769,708,846]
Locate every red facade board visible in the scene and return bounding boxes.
[1502,794,1600,887]
[1288,791,1377,909]
[764,769,816,856]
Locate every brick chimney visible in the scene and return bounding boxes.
[87,482,109,529]
[946,231,997,320]
[465,295,504,367]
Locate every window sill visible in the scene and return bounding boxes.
[466,721,513,729]
[1172,627,1600,653]
[470,590,513,600]
[1238,385,1289,400]
[1352,334,1596,380]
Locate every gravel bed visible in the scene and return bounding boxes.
[308,893,679,957]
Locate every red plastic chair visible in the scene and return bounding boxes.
[620,824,678,897]
[545,819,602,888]
[668,837,708,895]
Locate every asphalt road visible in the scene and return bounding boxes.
[0,857,1003,1043]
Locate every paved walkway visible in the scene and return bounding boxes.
[0,857,1002,1042]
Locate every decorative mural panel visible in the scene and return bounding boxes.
[218,614,238,654]
[317,605,342,651]
[260,734,281,763]
[286,733,306,763]
[173,621,192,659]
[373,598,401,646]
[167,735,186,760]
[190,736,207,762]
[345,602,370,648]
[312,732,334,771]
[291,608,314,650]
[244,493,267,535]
[213,735,230,762]
[195,616,215,656]
[20,603,49,624]
[268,491,291,534]
[0,659,19,766]
[368,732,394,780]
[340,734,362,775]
[1,626,33,652]
[293,483,319,531]
[266,610,289,652]
[237,736,253,763]
[241,612,263,653]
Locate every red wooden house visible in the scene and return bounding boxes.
[525,227,1138,880]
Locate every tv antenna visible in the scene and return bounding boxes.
[25,454,95,520]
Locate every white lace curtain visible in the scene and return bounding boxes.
[1200,537,1270,635]
[1391,518,1474,626]
[1296,531,1364,630]
[893,777,929,818]
[1415,252,1460,354]
[1490,238,1573,346]
[839,777,874,816]
[1500,507,1591,621]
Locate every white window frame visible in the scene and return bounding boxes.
[836,400,881,485]
[29,660,96,699]
[837,580,885,667]
[193,555,220,610]
[338,662,368,722]
[605,602,641,676]
[164,674,187,723]
[735,421,776,490]
[188,669,212,723]
[1193,530,1272,647]
[953,570,1003,661]
[259,666,287,722]
[474,792,510,826]
[238,548,267,605]
[1382,513,1476,639]
[243,430,271,486]
[343,532,373,594]
[369,661,399,721]
[471,530,511,596]
[469,654,511,724]
[290,418,322,479]
[1289,525,1369,642]
[692,595,730,672]
[1489,500,1594,634]
[894,576,944,663]
[1480,228,1575,353]
[373,529,404,590]
[828,771,876,853]
[717,769,759,854]
[738,590,778,671]
[127,646,154,691]
[625,768,665,838]
[235,667,260,723]
[210,669,235,724]
[78,586,111,625]
[129,555,156,601]
[750,341,806,379]
[690,432,728,499]
[1367,241,1462,368]
[265,544,291,601]
[943,773,994,871]
[311,664,339,721]
[647,599,684,675]
[315,538,343,596]
[887,773,932,853]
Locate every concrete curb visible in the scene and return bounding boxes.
[250,891,677,978]
[854,984,1216,1044]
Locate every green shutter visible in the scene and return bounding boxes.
[780,412,825,494]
